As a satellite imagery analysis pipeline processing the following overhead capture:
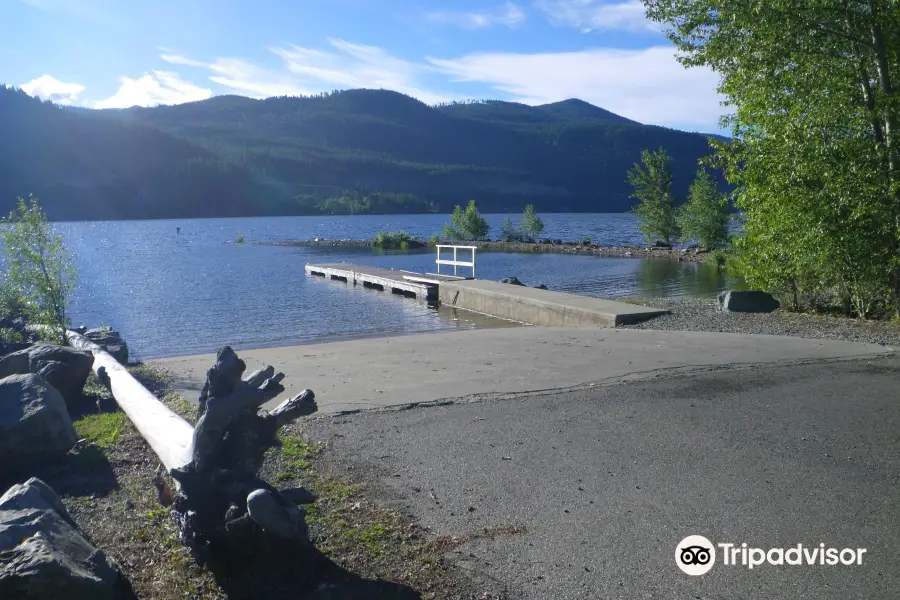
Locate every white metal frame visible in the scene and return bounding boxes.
[435,245,477,278]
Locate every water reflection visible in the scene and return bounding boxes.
[636,258,744,299]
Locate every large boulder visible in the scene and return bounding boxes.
[0,477,128,599]
[0,344,94,406]
[0,374,78,472]
[716,290,781,313]
[83,329,128,365]
[0,351,30,379]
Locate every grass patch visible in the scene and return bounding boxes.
[127,362,169,393]
[81,373,110,399]
[161,390,196,422]
[74,412,126,447]
[60,416,221,599]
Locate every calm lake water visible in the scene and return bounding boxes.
[55,214,741,359]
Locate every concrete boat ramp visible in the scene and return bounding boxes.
[305,262,667,327]
[152,327,892,415]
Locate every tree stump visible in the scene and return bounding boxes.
[170,346,317,552]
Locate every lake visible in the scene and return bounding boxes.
[55,214,741,359]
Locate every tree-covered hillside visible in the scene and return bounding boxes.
[1,86,719,220]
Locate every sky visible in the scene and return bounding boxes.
[1,0,726,133]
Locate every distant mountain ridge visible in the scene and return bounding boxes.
[1,86,719,220]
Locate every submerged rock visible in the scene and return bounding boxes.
[500,277,525,286]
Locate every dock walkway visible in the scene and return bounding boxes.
[304,263,461,301]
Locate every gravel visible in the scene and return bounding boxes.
[621,297,900,347]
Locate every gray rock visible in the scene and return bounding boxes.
[0,477,126,599]
[84,329,128,364]
[0,374,77,471]
[500,277,525,286]
[0,350,30,379]
[1,344,94,406]
[716,290,781,313]
[246,488,307,539]
[534,284,549,290]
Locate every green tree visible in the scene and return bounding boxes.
[0,196,77,343]
[645,0,900,317]
[627,148,680,246]
[519,204,545,242]
[500,217,522,242]
[677,167,730,250]
[443,200,490,241]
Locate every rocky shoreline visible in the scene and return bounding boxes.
[620,297,900,347]
[264,238,712,263]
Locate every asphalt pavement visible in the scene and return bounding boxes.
[302,356,900,599]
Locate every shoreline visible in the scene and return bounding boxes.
[140,296,900,361]
[262,238,714,263]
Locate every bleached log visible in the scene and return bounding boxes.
[66,333,318,550]
[65,330,194,471]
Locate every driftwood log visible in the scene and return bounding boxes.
[65,332,318,552]
[65,331,194,470]
[170,346,318,550]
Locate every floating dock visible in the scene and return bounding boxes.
[304,263,463,302]
[305,262,668,327]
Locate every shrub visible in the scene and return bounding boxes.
[442,200,490,241]
[234,232,245,244]
[677,167,730,250]
[519,205,545,242]
[371,231,415,249]
[0,196,76,343]
[0,280,27,321]
[500,217,525,242]
[627,148,680,246]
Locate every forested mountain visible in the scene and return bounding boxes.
[1,86,719,220]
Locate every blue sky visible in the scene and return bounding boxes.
[1,0,725,132]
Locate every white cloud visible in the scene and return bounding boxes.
[95,71,212,109]
[535,0,658,33]
[20,74,85,104]
[161,54,309,97]
[427,2,526,29]
[164,39,456,105]
[428,46,724,130]
[158,53,209,68]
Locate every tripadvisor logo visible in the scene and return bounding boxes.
[676,535,716,576]
[675,535,867,576]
